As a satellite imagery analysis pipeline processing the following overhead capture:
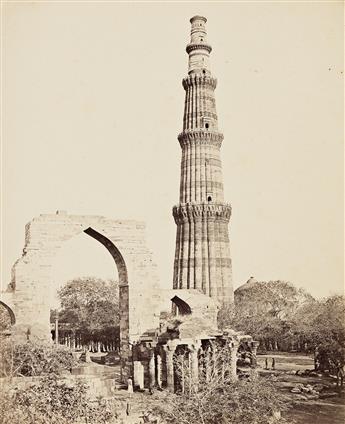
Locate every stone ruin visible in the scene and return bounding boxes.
[1,210,163,379]
[1,211,258,389]
[131,289,258,391]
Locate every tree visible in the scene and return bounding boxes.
[290,295,345,371]
[219,278,345,372]
[52,277,119,345]
[234,280,313,320]
[219,280,313,351]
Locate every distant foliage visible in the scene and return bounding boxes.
[218,280,313,351]
[291,295,345,371]
[0,374,120,424]
[292,294,345,346]
[218,280,345,372]
[52,277,119,344]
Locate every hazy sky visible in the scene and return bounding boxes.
[2,1,344,299]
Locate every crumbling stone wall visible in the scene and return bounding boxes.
[6,211,162,350]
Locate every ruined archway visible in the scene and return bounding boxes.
[7,212,162,379]
[0,301,16,327]
[83,227,129,374]
[84,227,127,285]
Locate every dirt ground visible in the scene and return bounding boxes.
[257,353,345,424]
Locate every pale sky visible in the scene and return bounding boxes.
[2,1,344,299]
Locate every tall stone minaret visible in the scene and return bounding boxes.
[172,16,233,306]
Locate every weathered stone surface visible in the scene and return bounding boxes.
[133,361,145,389]
[171,289,219,331]
[5,212,162,347]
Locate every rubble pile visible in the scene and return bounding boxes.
[290,383,338,400]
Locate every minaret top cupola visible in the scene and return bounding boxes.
[187,15,212,75]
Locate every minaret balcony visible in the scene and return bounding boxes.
[178,129,223,148]
[186,43,212,54]
[172,202,232,224]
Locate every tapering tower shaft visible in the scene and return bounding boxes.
[173,16,233,306]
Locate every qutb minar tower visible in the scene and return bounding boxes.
[173,16,233,305]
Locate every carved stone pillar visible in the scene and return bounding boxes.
[164,344,177,392]
[205,347,212,383]
[54,318,58,345]
[212,343,218,376]
[251,341,260,367]
[229,340,239,381]
[188,343,200,391]
[149,351,156,388]
[133,361,144,390]
[71,331,75,350]
[221,356,226,382]
[180,354,185,393]
[156,354,162,389]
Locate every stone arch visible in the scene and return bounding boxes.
[84,227,128,286]
[83,227,129,377]
[171,296,192,315]
[0,300,16,326]
[8,212,162,380]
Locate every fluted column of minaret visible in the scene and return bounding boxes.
[179,78,225,204]
[173,16,233,306]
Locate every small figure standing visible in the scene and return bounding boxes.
[126,401,131,416]
[336,363,344,393]
[271,357,276,370]
[126,377,133,416]
[265,358,268,370]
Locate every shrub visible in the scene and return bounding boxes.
[0,339,78,377]
[13,341,78,376]
[0,374,121,424]
[148,373,290,424]
[147,344,292,424]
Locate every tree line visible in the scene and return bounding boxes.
[218,280,345,373]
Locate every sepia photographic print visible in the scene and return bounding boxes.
[1,1,344,423]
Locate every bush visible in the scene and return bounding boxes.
[0,374,120,424]
[147,344,292,424]
[148,373,290,424]
[0,339,78,377]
